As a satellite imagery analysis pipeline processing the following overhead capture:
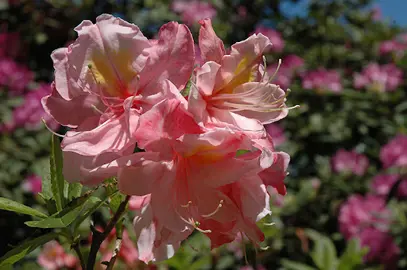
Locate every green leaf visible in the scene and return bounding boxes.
[338,238,368,270]
[50,134,67,211]
[0,232,58,267]
[38,161,52,201]
[109,192,125,213]
[305,229,338,270]
[68,183,82,201]
[0,197,48,218]
[235,149,251,157]
[70,196,105,230]
[24,195,96,229]
[281,259,317,270]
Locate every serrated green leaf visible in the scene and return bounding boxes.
[50,134,67,211]
[281,259,317,270]
[0,197,47,218]
[0,232,58,267]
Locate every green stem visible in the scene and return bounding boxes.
[86,195,130,270]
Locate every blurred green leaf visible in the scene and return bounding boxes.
[281,259,317,270]
[0,197,48,218]
[50,134,67,211]
[305,229,337,270]
[0,232,58,267]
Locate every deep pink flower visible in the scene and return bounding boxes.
[359,228,400,269]
[252,26,284,53]
[339,195,392,240]
[41,14,194,185]
[380,134,407,168]
[189,19,288,133]
[172,0,217,26]
[302,68,342,93]
[331,149,369,176]
[371,174,407,198]
[264,123,286,147]
[37,241,78,270]
[0,32,21,58]
[21,175,42,194]
[2,83,59,132]
[0,58,33,95]
[353,63,403,92]
[379,40,406,56]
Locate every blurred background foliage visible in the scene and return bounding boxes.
[1,0,407,269]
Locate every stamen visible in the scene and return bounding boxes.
[181,201,192,208]
[267,58,282,83]
[41,118,65,138]
[91,105,104,115]
[260,246,270,251]
[201,200,223,218]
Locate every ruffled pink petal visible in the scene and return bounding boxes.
[198,19,225,64]
[138,21,194,94]
[61,110,139,156]
[42,83,101,128]
[135,97,202,149]
[258,151,289,195]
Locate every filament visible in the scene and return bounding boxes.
[41,118,65,138]
[201,200,224,218]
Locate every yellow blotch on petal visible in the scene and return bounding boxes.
[185,145,224,164]
[218,56,258,94]
[88,49,136,97]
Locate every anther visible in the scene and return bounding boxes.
[263,222,275,226]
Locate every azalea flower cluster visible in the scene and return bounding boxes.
[0,32,58,133]
[335,134,407,267]
[42,14,291,263]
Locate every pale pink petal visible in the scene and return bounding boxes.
[61,110,139,156]
[258,152,289,195]
[134,98,202,149]
[138,21,194,94]
[198,19,225,64]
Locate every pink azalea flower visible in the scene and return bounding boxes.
[339,195,392,240]
[115,101,289,262]
[41,14,194,185]
[380,134,407,168]
[189,19,289,133]
[2,83,59,132]
[302,68,342,93]
[21,175,42,194]
[252,25,285,53]
[370,174,407,198]
[353,63,403,92]
[267,54,304,89]
[379,40,406,57]
[98,228,139,268]
[0,58,33,95]
[37,241,79,270]
[264,123,286,147]
[331,149,369,176]
[172,0,217,26]
[359,228,400,269]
